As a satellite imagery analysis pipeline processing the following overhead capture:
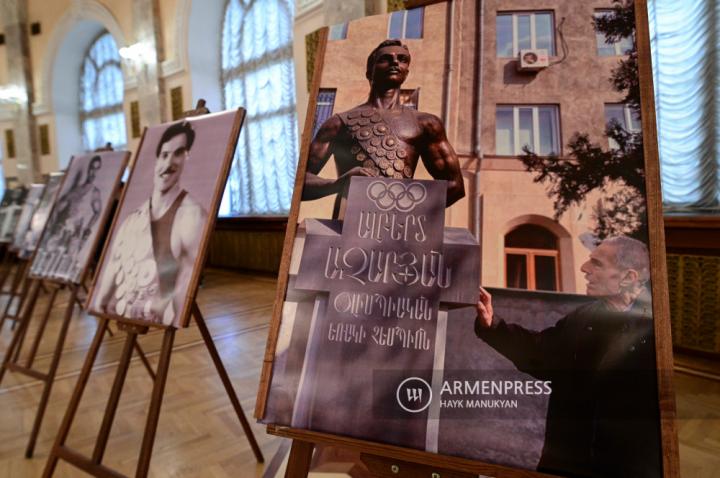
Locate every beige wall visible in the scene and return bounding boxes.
[478,0,625,292]
[0,0,189,173]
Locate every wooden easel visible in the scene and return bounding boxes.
[0,252,31,331]
[0,278,155,458]
[42,302,264,478]
[42,101,263,477]
[276,427,556,478]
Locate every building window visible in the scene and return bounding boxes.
[604,104,641,149]
[313,88,336,137]
[400,88,419,110]
[329,22,348,40]
[496,12,555,57]
[388,7,424,39]
[496,105,560,156]
[595,10,633,56]
[79,31,126,151]
[505,224,559,291]
[221,0,298,216]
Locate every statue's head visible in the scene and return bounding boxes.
[365,40,411,87]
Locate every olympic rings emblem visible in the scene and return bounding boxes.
[366,180,427,212]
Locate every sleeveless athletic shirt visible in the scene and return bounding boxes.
[150,190,187,297]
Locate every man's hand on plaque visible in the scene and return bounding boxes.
[476,287,494,328]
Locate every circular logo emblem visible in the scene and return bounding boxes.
[396,377,433,413]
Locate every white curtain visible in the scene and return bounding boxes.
[220,0,298,216]
[649,0,720,210]
[79,32,126,152]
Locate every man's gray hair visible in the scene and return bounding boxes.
[604,236,650,284]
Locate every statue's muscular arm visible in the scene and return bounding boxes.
[302,114,374,201]
[418,113,465,207]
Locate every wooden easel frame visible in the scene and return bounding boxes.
[43,103,264,477]
[256,1,680,477]
[0,151,156,458]
[42,302,264,478]
[0,278,156,458]
[0,251,34,332]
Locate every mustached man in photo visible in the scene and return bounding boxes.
[94,121,207,326]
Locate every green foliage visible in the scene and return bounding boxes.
[521,0,646,240]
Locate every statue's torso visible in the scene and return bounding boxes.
[335,105,425,179]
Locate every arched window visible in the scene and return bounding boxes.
[505,224,560,291]
[220,0,298,216]
[79,31,126,151]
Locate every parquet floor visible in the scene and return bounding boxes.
[0,269,717,477]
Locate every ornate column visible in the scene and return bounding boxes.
[0,0,39,183]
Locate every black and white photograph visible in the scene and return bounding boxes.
[87,110,243,328]
[18,173,64,260]
[11,183,45,252]
[0,187,28,243]
[29,151,129,284]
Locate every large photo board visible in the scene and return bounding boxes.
[87,109,245,328]
[258,1,675,477]
[29,151,129,284]
[0,187,28,243]
[18,173,64,260]
[11,183,45,252]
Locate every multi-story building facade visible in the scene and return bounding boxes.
[301,0,637,295]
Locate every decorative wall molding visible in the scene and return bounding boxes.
[296,0,323,21]
[35,0,129,114]
[160,0,190,78]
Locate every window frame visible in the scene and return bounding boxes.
[505,246,560,291]
[496,104,561,156]
[387,7,424,40]
[604,103,641,149]
[496,11,556,58]
[219,0,298,217]
[313,88,337,137]
[594,9,634,56]
[79,30,126,152]
[329,22,348,41]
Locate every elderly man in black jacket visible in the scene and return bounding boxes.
[475,236,662,478]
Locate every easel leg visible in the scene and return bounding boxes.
[12,276,42,362]
[135,327,175,478]
[284,440,314,478]
[26,286,79,458]
[192,303,264,463]
[42,318,108,478]
[0,260,25,330]
[133,341,156,381]
[91,328,138,463]
[0,280,40,385]
[24,286,60,368]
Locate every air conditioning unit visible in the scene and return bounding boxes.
[517,49,550,72]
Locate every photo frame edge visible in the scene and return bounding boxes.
[634,0,680,476]
[176,106,247,328]
[74,151,132,287]
[255,25,331,419]
[22,169,71,275]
